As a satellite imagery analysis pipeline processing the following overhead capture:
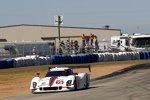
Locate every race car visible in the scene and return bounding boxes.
[30,67,90,93]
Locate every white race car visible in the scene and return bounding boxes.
[30,67,90,93]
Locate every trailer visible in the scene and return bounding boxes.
[111,34,150,52]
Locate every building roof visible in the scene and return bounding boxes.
[0,24,121,31]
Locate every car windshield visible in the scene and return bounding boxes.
[45,70,73,77]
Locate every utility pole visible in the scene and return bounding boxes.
[54,15,63,54]
[58,15,61,43]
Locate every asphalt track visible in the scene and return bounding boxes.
[2,66,150,100]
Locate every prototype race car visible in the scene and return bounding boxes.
[30,67,90,93]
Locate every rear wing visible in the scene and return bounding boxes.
[70,64,91,72]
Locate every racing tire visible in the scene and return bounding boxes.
[74,77,77,91]
[85,75,89,89]
[31,89,36,94]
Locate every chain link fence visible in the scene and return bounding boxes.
[0,42,55,57]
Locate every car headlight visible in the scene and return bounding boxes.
[33,82,37,88]
[66,80,72,86]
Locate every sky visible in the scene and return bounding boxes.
[0,0,150,34]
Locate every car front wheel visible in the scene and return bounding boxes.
[31,89,36,94]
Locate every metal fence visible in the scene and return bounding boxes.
[0,41,55,57]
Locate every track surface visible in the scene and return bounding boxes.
[2,68,150,100]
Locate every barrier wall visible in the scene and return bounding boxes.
[0,51,150,69]
[14,55,51,67]
[48,54,99,64]
[0,58,14,69]
[95,52,140,62]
